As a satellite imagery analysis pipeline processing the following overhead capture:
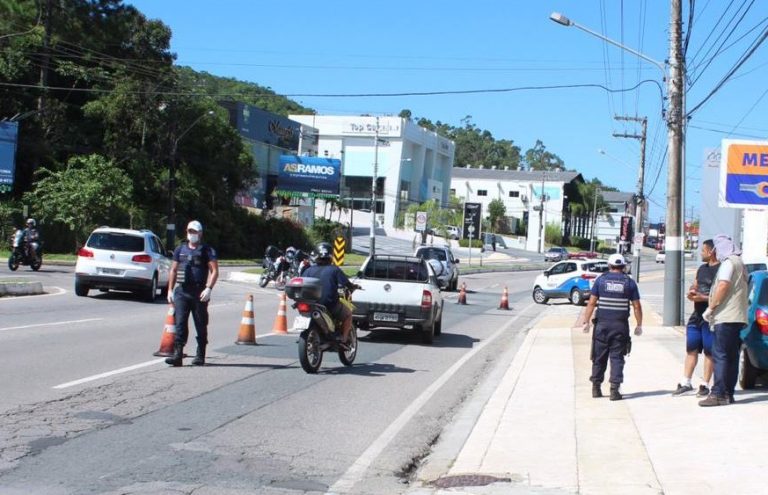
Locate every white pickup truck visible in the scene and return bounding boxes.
[352,255,444,344]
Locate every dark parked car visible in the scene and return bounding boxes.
[742,270,768,388]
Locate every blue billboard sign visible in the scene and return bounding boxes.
[0,121,19,192]
[276,156,341,198]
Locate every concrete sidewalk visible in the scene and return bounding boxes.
[407,304,768,495]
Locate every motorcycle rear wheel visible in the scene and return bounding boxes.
[298,327,323,374]
[339,326,357,366]
[31,257,42,271]
[8,254,19,271]
[275,273,287,291]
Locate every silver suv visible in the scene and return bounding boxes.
[414,245,460,291]
[74,227,172,301]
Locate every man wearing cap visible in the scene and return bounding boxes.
[581,253,643,401]
[165,220,219,367]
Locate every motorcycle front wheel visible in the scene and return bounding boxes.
[258,273,270,288]
[8,254,19,271]
[298,327,323,374]
[339,326,357,366]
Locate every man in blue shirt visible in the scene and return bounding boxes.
[301,242,360,345]
[581,254,643,401]
[165,220,219,367]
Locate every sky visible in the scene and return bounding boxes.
[128,0,768,224]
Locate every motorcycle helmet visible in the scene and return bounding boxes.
[285,246,296,262]
[26,218,36,227]
[314,242,332,261]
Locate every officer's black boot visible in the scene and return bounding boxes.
[165,343,184,367]
[592,384,603,398]
[610,384,622,401]
[191,344,206,366]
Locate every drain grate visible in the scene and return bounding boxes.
[432,474,512,488]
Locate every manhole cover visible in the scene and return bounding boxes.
[432,474,512,488]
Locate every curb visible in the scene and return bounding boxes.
[0,281,44,296]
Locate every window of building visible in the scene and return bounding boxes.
[508,191,520,198]
[477,190,488,196]
[450,188,456,195]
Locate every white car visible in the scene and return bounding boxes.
[445,226,462,240]
[414,245,460,291]
[74,227,172,301]
[656,250,666,263]
[532,259,610,306]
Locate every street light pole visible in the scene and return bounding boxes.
[590,187,600,252]
[369,116,380,257]
[538,171,546,253]
[167,109,214,250]
[550,9,684,325]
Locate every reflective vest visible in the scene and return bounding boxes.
[595,272,634,322]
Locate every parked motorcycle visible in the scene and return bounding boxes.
[259,245,290,289]
[285,276,358,374]
[8,229,42,271]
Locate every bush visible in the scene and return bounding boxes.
[458,238,483,248]
[569,236,591,250]
[308,218,347,245]
[545,223,562,246]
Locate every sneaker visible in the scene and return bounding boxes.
[672,383,694,396]
[696,385,710,398]
[698,395,728,407]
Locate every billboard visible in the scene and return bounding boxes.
[463,202,482,240]
[0,121,19,192]
[719,139,768,208]
[276,155,341,198]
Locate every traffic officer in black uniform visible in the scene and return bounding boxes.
[581,253,643,400]
[165,220,219,367]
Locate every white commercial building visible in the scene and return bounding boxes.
[450,168,583,251]
[289,115,455,229]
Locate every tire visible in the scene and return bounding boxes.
[75,280,90,297]
[421,318,435,344]
[8,254,19,271]
[30,257,42,271]
[339,326,358,366]
[740,347,760,390]
[298,327,323,374]
[570,288,584,306]
[532,287,548,304]
[143,274,158,302]
[434,316,442,336]
[275,273,287,291]
[258,273,270,288]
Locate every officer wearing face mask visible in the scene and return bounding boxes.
[165,220,219,367]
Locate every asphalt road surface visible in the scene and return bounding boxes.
[1,264,554,494]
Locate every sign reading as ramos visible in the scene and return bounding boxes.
[275,155,341,199]
[720,139,768,209]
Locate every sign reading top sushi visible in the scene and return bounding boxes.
[276,155,341,198]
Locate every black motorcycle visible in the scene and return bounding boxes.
[259,245,290,289]
[8,229,42,271]
[285,276,358,374]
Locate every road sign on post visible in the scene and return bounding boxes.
[333,237,346,266]
[415,211,427,232]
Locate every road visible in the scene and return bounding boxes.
[1,264,554,494]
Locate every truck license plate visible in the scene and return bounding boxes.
[293,316,311,331]
[373,312,398,322]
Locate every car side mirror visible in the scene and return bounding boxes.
[166,250,174,258]
[356,271,363,278]
[544,270,550,277]
[455,259,460,264]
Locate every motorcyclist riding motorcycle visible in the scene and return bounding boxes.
[300,242,360,345]
[23,218,40,260]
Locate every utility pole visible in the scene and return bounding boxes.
[369,116,380,257]
[613,115,647,281]
[538,170,546,253]
[590,186,601,252]
[664,0,684,326]
[38,0,53,115]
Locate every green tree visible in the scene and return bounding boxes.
[524,140,565,171]
[23,154,133,246]
[487,198,506,232]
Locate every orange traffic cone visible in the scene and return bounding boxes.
[235,295,258,345]
[272,292,288,334]
[499,286,510,310]
[153,305,177,356]
[457,282,467,305]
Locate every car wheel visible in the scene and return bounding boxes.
[740,347,760,390]
[420,319,435,344]
[75,280,90,297]
[532,287,548,304]
[143,274,158,302]
[434,316,442,336]
[570,288,584,306]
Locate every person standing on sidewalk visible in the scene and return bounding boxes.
[581,253,643,401]
[699,235,748,407]
[165,220,219,367]
[673,239,719,397]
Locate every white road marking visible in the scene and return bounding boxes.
[52,331,283,389]
[0,286,67,301]
[0,317,102,332]
[327,302,537,494]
